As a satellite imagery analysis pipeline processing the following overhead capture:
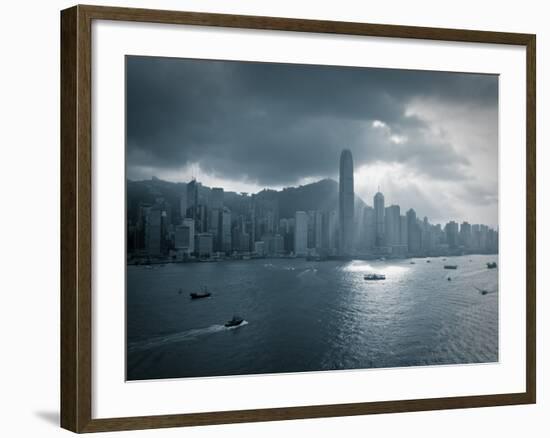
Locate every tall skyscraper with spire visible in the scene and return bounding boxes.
[339,149,354,255]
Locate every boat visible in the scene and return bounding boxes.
[190,286,211,299]
[426,260,431,263]
[410,261,415,264]
[364,273,386,280]
[447,277,452,281]
[444,265,458,270]
[225,315,244,327]
[474,286,496,296]
[487,262,498,269]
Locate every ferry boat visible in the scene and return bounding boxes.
[190,286,211,299]
[364,273,386,280]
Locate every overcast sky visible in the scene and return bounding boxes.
[126,56,498,227]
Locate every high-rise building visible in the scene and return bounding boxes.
[294,211,308,256]
[384,205,400,246]
[307,210,323,250]
[400,215,408,250]
[361,206,375,250]
[327,210,338,252]
[145,207,163,256]
[339,149,354,255]
[407,208,421,254]
[179,187,187,221]
[471,224,481,250]
[460,221,472,249]
[445,221,459,249]
[221,207,232,253]
[186,179,199,220]
[174,218,195,256]
[374,192,385,247]
[195,233,213,257]
[210,187,224,210]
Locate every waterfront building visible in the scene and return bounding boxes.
[254,240,266,257]
[294,211,308,256]
[145,207,163,256]
[327,210,339,252]
[374,192,385,247]
[361,206,375,250]
[307,210,323,250]
[195,233,214,257]
[221,207,232,253]
[186,179,199,221]
[384,205,401,247]
[179,187,187,221]
[445,221,459,249]
[261,233,285,255]
[400,215,408,251]
[460,221,472,249]
[339,149,355,255]
[174,218,195,257]
[407,208,422,254]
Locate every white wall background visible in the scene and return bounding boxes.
[0,0,546,437]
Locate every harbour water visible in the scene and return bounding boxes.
[127,254,498,380]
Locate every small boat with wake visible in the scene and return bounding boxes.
[224,315,244,327]
[474,286,497,296]
[364,273,386,281]
[190,286,211,299]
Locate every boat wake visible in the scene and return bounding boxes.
[128,321,248,352]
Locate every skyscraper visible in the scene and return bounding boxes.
[445,221,459,249]
[385,204,400,247]
[362,206,376,250]
[407,208,421,254]
[186,179,199,228]
[210,187,224,210]
[339,149,354,255]
[294,211,308,256]
[374,191,385,247]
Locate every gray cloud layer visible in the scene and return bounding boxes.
[126,56,498,225]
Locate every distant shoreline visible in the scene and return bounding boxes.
[126,252,499,267]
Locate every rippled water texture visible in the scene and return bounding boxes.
[127,254,498,380]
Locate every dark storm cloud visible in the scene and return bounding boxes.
[126,56,498,186]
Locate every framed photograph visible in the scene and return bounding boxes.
[60,5,536,433]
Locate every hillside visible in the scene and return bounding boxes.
[126,177,367,224]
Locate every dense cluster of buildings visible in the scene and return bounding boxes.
[127,150,498,262]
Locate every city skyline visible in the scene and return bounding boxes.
[127,148,498,262]
[127,56,498,227]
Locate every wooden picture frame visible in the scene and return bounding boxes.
[61,4,536,433]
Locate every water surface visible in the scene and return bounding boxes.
[127,254,498,380]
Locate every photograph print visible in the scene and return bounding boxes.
[126,56,499,381]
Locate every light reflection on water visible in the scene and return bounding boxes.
[127,254,498,380]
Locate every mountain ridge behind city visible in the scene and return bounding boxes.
[127,177,367,224]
